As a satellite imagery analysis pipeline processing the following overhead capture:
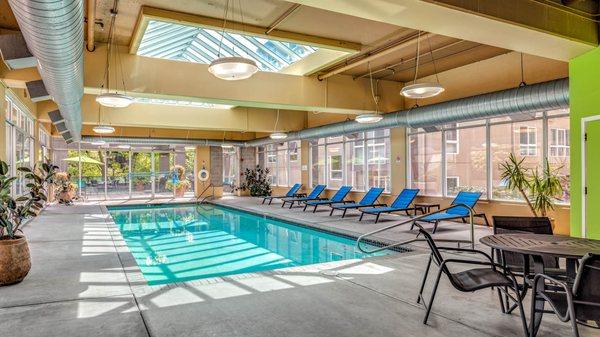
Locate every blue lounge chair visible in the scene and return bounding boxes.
[359,188,420,222]
[329,187,385,218]
[262,183,302,205]
[411,191,489,233]
[281,185,326,209]
[303,186,353,212]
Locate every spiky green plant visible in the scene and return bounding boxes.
[499,153,564,217]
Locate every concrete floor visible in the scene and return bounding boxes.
[0,197,594,337]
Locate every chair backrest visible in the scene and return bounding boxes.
[331,186,352,202]
[391,188,419,208]
[286,183,302,197]
[447,191,481,216]
[492,216,556,268]
[359,187,384,205]
[308,185,326,198]
[572,253,600,322]
[492,216,553,235]
[413,223,452,278]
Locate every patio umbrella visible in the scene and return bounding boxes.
[63,155,104,165]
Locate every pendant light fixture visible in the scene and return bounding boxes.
[208,0,258,80]
[221,131,234,150]
[270,109,288,139]
[96,1,133,107]
[400,31,445,99]
[356,62,383,124]
[93,87,115,134]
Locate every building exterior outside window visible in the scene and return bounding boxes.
[407,109,570,203]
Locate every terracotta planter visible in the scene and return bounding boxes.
[0,235,31,286]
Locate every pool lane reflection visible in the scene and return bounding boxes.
[108,204,393,285]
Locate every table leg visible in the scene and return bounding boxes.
[530,255,545,337]
[566,258,577,281]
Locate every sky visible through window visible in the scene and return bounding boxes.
[138,20,318,72]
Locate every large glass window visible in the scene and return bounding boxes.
[409,131,442,196]
[257,141,301,187]
[408,111,570,204]
[445,126,487,196]
[309,130,391,192]
[4,93,34,196]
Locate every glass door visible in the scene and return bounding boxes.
[106,150,130,199]
[154,152,174,198]
[131,151,153,198]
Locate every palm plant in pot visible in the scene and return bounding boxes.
[500,153,564,218]
[0,159,56,285]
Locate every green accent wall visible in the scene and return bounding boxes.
[569,46,600,239]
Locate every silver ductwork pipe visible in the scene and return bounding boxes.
[246,78,569,147]
[81,136,245,147]
[9,0,84,141]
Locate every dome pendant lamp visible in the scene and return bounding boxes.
[400,31,445,99]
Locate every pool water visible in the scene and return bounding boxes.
[108,203,393,285]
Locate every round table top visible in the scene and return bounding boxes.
[480,234,600,259]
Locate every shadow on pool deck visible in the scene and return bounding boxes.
[0,199,594,337]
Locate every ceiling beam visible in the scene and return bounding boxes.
[129,6,362,55]
[287,0,597,61]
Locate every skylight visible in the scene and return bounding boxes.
[137,20,318,72]
[133,97,233,109]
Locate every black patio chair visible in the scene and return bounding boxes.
[530,253,600,337]
[414,223,528,336]
[492,216,565,312]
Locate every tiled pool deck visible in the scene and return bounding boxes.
[0,197,594,337]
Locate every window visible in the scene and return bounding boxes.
[257,141,301,187]
[445,126,487,197]
[445,129,459,154]
[519,126,537,156]
[408,110,570,204]
[446,176,459,191]
[550,128,569,157]
[309,130,391,192]
[4,93,34,196]
[409,131,442,196]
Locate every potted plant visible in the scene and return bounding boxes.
[0,159,56,285]
[500,153,564,218]
[133,176,149,191]
[236,165,272,197]
[166,165,191,197]
[54,172,76,204]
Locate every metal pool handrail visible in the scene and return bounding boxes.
[356,203,476,254]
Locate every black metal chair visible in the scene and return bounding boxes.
[492,216,565,313]
[530,253,600,337]
[414,223,528,336]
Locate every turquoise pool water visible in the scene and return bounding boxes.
[108,203,392,285]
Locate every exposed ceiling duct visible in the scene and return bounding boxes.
[246,78,569,147]
[8,0,85,141]
[84,78,568,148]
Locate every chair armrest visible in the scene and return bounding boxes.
[437,247,494,264]
[532,273,572,294]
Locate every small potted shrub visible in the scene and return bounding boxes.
[166,165,191,197]
[236,165,272,197]
[133,176,149,191]
[0,159,56,285]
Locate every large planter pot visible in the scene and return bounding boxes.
[0,235,31,286]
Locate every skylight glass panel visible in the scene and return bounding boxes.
[137,20,318,72]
